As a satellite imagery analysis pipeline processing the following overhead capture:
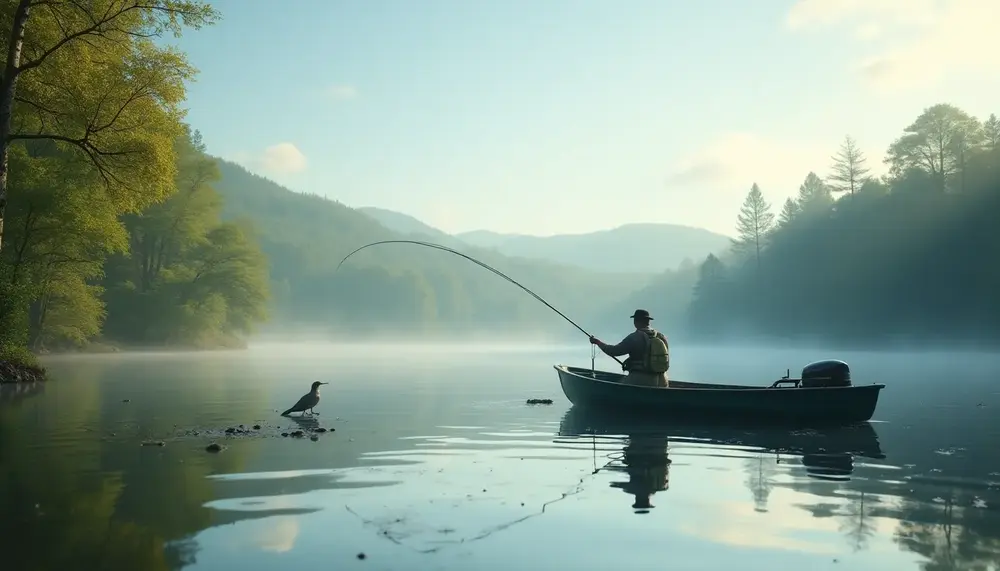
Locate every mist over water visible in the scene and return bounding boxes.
[3,342,999,570]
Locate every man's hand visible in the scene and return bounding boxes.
[589,335,602,346]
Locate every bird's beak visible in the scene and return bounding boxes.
[320,382,330,385]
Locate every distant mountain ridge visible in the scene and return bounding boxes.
[209,165,654,337]
[359,206,731,274]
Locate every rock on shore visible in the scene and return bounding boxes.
[0,360,47,384]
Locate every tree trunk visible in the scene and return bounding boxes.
[0,0,33,255]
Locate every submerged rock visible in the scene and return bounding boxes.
[205,443,224,453]
[141,440,165,447]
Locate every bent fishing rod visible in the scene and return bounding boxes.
[335,239,624,368]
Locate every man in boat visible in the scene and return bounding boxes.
[589,309,670,388]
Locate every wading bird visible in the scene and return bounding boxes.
[280,381,329,416]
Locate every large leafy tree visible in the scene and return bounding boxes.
[885,103,982,192]
[0,0,218,355]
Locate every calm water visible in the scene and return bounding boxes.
[2,343,1000,570]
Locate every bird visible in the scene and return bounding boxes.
[280,381,329,416]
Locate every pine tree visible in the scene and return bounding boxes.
[798,172,834,215]
[828,135,871,196]
[731,183,775,269]
[778,197,799,227]
[983,114,1000,151]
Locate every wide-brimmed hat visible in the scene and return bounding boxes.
[630,309,653,320]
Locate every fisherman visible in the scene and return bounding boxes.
[589,309,670,387]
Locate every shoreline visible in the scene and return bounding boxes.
[0,360,47,384]
[1,341,250,383]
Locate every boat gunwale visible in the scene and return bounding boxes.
[555,364,886,392]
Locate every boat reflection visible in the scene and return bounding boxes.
[557,405,886,512]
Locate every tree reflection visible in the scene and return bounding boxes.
[775,429,1000,568]
[744,453,778,512]
[0,357,257,570]
[839,492,877,552]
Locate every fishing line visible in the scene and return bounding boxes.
[335,239,624,366]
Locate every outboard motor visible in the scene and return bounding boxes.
[800,359,852,388]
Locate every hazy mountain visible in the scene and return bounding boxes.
[361,208,731,274]
[212,164,654,336]
[358,207,458,244]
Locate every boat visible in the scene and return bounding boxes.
[554,358,885,425]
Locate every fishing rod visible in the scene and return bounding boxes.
[335,239,624,368]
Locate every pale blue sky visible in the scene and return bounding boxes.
[174,0,1000,237]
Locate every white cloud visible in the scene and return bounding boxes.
[227,143,308,175]
[786,0,1000,92]
[326,84,358,101]
[665,132,885,203]
[252,143,307,174]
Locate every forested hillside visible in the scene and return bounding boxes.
[688,104,1000,348]
[212,160,654,338]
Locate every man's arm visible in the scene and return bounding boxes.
[597,332,638,357]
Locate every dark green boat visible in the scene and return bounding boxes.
[554,359,885,425]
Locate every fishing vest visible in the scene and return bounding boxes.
[626,329,670,374]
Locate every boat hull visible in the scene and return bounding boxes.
[555,364,884,425]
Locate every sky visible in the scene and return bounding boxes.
[173,0,1000,237]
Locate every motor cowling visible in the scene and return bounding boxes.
[800,359,852,388]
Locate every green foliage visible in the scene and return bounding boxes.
[102,130,270,348]
[0,0,221,356]
[687,103,1000,346]
[0,342,38,368]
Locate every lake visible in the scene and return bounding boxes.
[2,343,999,570]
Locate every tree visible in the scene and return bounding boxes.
[0,0,220,255]
[796,172,833,215]
[777,197,799,227]
[731,183,775,268]
[687,253,729,336]
[101,130,270,348]
[828,135,871,196]
[675,102,1000,346]
[984,114,1000,151]
[884,103,982,192]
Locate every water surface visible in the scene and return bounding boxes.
[2,343,999,570]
